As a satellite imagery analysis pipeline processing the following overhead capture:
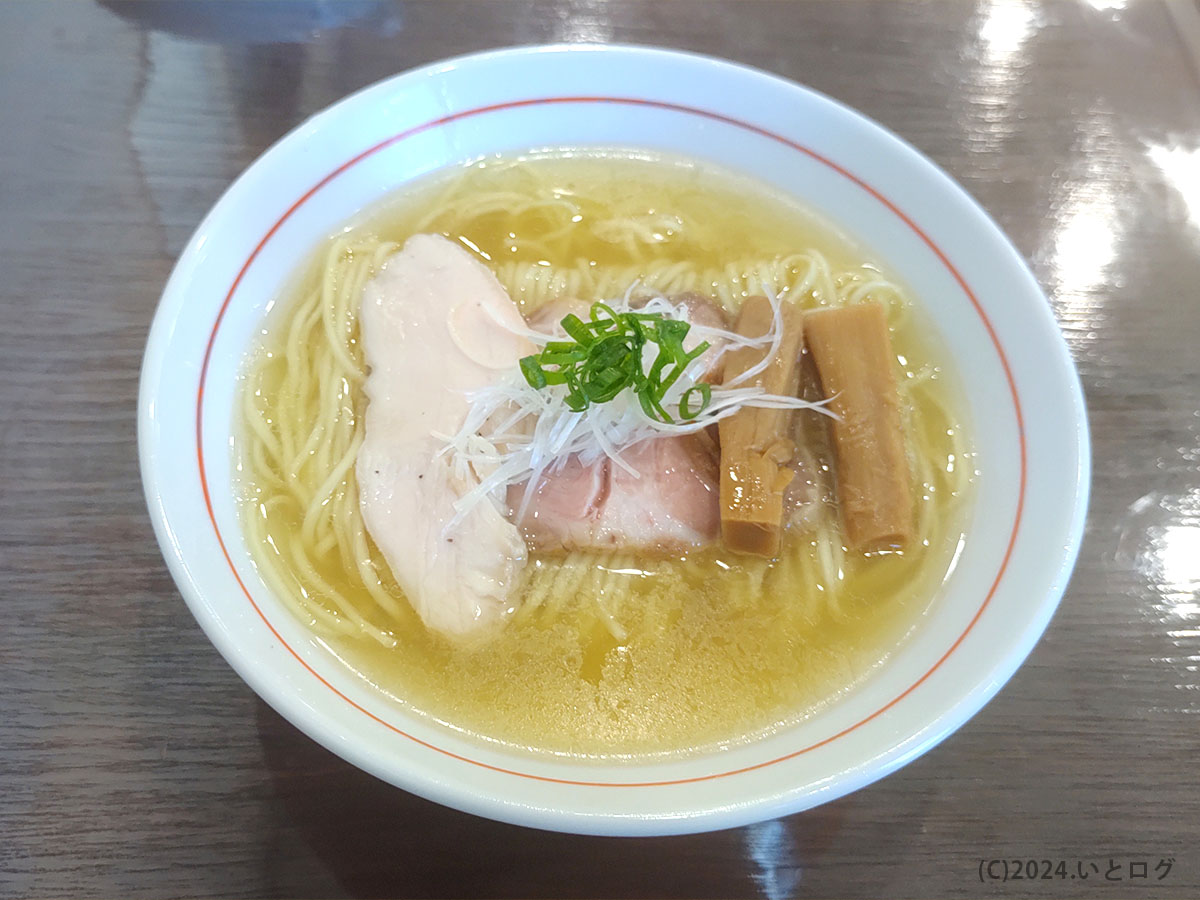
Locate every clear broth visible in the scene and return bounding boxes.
[240,150,973,759]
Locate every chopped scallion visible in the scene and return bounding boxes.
[518,306,713,423]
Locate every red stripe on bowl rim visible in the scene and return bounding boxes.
[195,96,1027,787]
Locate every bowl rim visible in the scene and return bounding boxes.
[139,41,1091,834]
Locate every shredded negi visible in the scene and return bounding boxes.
[436,285,836,528]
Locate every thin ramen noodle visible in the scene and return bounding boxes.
[236,151,974,757]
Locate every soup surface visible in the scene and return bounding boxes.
[237,150,974,758]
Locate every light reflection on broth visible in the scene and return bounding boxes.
[237,150,974,758]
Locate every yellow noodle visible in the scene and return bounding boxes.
[235,152,973,756]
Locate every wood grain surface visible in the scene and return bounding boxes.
[2,1,1198,897]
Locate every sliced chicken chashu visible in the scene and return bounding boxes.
[357,234,533,638]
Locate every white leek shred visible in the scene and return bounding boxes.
[441,285,835,528]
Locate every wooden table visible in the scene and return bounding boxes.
[3,1,1198,896]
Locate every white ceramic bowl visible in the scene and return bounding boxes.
[139,44,1089,835]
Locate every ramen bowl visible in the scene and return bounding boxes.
[138,44,1089,835]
